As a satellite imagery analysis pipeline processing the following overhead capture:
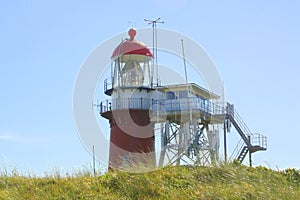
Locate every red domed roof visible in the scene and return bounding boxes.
[111,29,153,58]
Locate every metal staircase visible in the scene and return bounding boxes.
[226,103,267,164]
[237,146,249,163]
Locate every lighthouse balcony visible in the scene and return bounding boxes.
[104,77,155,96]
[99,97,226,123]
[99,98,153,114]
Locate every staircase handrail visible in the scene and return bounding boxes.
[229,138,244,161]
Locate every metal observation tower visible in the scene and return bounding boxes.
[99,28,267,170]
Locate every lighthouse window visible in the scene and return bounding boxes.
[121,59,143,86]
[179,90,188,98]
[166,91,175,99]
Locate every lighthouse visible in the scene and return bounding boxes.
[97,27,267,170]
[100,29,158,169]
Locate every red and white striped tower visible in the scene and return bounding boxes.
[101,29,157,169]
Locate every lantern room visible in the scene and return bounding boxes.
[110,28,154,90]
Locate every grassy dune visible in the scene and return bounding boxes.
[1,162,300,199]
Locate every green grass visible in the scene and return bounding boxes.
[1,162,300,199]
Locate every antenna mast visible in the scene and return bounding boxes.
[181,39,188,85]
[144,18,164,86]
[181,39,193,122]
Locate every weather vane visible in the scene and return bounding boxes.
[128,21,136,28]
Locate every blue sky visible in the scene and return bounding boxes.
[1,1,300,174]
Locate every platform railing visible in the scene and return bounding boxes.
[103,77,162,94]
[152,98,225,116]
[251,133,267,149]
[99,98,152,113]
[99,97,226,117]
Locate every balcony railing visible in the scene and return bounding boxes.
[104,77,162,95]
[99,97,225,116]
[104,78,113,95]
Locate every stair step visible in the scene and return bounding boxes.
[237,146,249,163]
